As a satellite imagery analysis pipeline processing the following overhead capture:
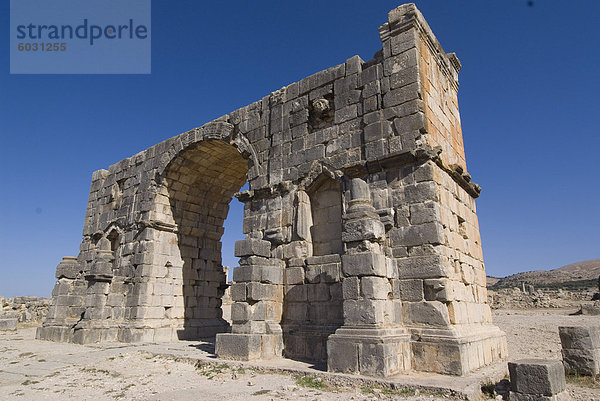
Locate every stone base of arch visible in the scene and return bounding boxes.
[408,325,508,376]
[327,327,412,377]
[215,333,283,361]
[37,319,231,344]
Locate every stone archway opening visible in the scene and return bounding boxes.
[161,140,248,340]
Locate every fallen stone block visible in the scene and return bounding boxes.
[508,359,570,401]
[559,326,600,376]
[580,304,600,316]
[0,318,18,331]
[559,326,600,350]
[0,310,20,319]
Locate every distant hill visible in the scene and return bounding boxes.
[486,276,501,287]
[488,259,600,289]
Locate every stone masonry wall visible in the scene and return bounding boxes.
[39,4,506,378]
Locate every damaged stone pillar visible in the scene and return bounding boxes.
[215,237,284,360]
[327,178,411,377]
[71,242,117,344]
[36,256,86,342]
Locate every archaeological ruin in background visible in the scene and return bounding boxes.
[38,4,507,377]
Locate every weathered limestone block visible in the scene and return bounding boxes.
[342,253,387,277]
[0,318,18,331]
[580,304,600,315]
[234,238,271,258]
[390,222,445,247]
[559,326,600,376]
[216,333,283,360]
[342,218,385,243]
[246,283,279,301]
[343,299,387,325]
[396,255,446,279]
[284,266,304,285]
[508,360,569,400]
[559,326,600,350]
[394,279,424,301]
[508,393,571,401]
[327,327,411,377]
[86,251,114,282]
[233,264,283,284]
[403,301,450,326]
[360,277,390,300]
[55,256,81,279]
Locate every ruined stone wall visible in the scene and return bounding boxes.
[1,297,50,323]
[39,3,506,378]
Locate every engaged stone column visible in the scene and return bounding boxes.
[508,359,571,401]
[215,237,283,360]
[559,326,600,376]
[327,178,411,377]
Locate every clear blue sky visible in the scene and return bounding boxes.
[1,1,598,297]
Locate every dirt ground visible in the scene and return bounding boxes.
[1,308,599,401]
[493,307,600,400]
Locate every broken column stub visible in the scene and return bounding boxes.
[36,256,86,342]
[55,256,81,279]
[38,3,506,378]
[559,326,600,376]
[216,212,283,359]
[508,359,571,401]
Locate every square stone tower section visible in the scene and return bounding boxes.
[38,3,506,378]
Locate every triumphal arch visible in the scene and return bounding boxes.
[38,4,507,377]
